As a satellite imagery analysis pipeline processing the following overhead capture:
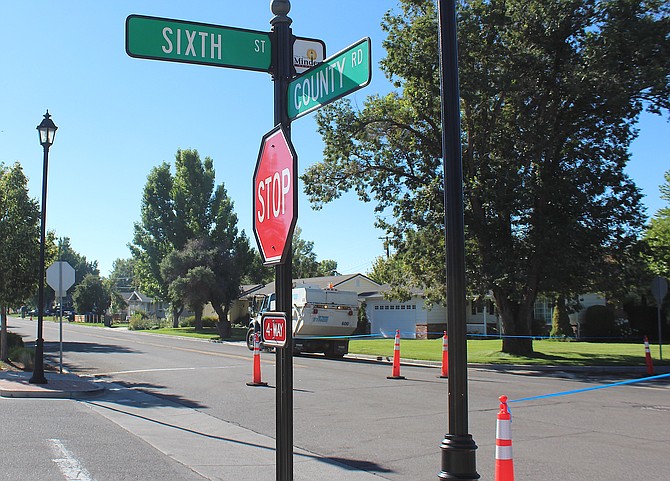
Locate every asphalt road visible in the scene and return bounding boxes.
[4,317,670,480]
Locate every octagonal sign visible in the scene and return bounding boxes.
[252,125,298,265]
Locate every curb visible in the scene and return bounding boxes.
[0,371,104,398]
[346,353,670,375]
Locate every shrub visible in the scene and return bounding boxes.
[179,316,218,328]
[7,332,24,349]
[128,313,160,330]
[9,346,34,370]
[581,305,616,340]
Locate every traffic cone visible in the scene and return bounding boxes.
[439,331,449,378]
[387,329,405,379]
[246,332,268,387]
[643,335,654,376]
[495,395,514,481]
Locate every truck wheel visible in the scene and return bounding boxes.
[324,343,345,359]
[246,328,256,351]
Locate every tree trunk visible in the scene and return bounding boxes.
[194,305,203,332]
[171,305,183,328]
[213,304,231,339]
[1,305,8,362]
[494,289,534,355]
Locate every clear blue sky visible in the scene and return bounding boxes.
[1,1,668,278]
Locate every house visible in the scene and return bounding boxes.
[364,285,446,339]
[202,284,265,324]
[124,290,168,319]
[365,286,607,339]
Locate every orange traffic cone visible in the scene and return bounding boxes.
[439,331,449,378]
[644,335,654,376]
[387,330,405,380]
[246,332,268,387]
[495,395,514,481]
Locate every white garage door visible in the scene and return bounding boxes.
[370,303,417,338]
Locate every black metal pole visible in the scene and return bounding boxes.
[437,1,479,479]
[29,142,50,385]
[271,1,294,480]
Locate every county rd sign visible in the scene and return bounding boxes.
[126,15,272,72]
[288,37,371,120]
[253,125,298,265]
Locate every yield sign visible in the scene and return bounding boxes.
[252,125,298,265]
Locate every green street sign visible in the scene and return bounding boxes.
[288,37,371,120]
[125,15,271,72]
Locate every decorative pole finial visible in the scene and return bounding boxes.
[271,0,290,16]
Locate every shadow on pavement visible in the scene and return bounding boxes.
[318,456,393,473]
[83,398,394,475]
[100,379,208,409]
[43,340,139,354]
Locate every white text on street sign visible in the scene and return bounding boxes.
[126,15,272,72]
[288,37,371,120]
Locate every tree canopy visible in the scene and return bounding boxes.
[0,163,40,360]
[72,274,110,314]
[302,0,670,354]
[291,227,339,279]
[644,170,670,278]
[131,149,254,333]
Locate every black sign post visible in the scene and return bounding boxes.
[270,2,294,480]
[437,1,479,480]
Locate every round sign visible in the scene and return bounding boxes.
[252,125,298,265]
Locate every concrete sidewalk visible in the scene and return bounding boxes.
[0,370,104,398]
[83,382,386,481]
[0,370,387,480]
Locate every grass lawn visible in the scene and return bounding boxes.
[348,338,669,367]
[147,326,247,341]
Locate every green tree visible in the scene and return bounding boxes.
[302,0,669,354]
[57,237,99,283]
[130,150,216,322]
[645,170,670,278]
[72,274,110,315]
[550,297,574,338]
[367,254,407,287]
[161,238,215,331]
[244,250,274,285]
[207,186,255,338]
[130,162,175,303]
[109,257,137,291]
[291,227,338,279]
[0,163,40,361]
[317,259,339,277]
[132,150,253,332]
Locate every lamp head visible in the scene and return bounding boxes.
[37,110,57,146]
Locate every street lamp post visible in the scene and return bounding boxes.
[29,110,57,385]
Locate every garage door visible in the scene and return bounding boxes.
[370,303,417,338]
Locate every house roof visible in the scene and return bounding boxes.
[240,273,380,298]
[360,284,426,300]
[126,290,154,303]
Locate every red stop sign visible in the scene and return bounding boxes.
[252,125,297,264]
